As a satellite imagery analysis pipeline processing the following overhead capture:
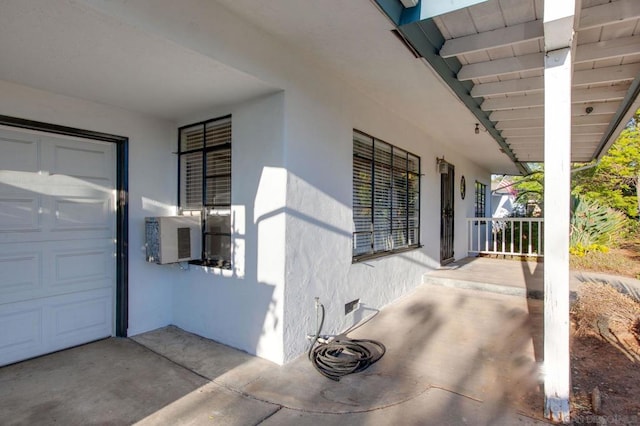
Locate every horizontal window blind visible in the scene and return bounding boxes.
[353,130,420,260]
[178,116,232,268]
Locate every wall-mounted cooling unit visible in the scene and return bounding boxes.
[145,216,201,264]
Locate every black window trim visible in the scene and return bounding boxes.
[177,114,232,268]
[474,180,487,218]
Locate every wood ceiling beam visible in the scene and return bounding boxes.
[458,52,543,80]
[495,114,613,129]
[575,35,640,63]
[501,124,609,138]
[439,20,543,58]
[482,85,629,110]
[579,0,640,31]
[471,63,640,97]
[440,1,640,60]
[489,102,620,121]
[457,35,640,81]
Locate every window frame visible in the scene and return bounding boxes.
[177,114,232,269]
[474,180,487,218]
[352,129,421,262]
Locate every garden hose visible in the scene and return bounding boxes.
[308,301,385,381]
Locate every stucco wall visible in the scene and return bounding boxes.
[281,77,491,362]
[0,0,494,365]
[171,92,287,363]
[0,79,179,337]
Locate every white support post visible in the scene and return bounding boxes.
[543,0,575,422]
[543,47,572,423]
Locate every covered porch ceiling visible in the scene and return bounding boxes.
[390,0,640,169]
[212,0,640,175]
[0,1,637,176]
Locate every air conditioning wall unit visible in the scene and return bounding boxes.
[145,216,201,264]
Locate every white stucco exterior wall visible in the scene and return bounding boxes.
[0,79,180,337]
[0,0,495,366]
[171,92,287,363]
[281,78,492,361]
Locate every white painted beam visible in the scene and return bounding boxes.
[471,76,543,98]
[573,85,630,103]
[502,126,605,137]
[472,64,640,98]
[457,36,638,82]
[457,52,543,81]
[497,114,611,129]
[573,63,640,87]
[490,107,543,121]
[571,147,600,154]
[482,85,629,110]
[579,0,640,31]
[575,35,640,63]
[440,20,543,58]
[502,128,543,137]
[572,124,609,135]
[571,102,620,116]
[572,134,601,143]
[483,94,544,110]
[496,118,543,129]
[489,102,618,121]
[571,114,614,126]
[506,137,542,146]
[510,149,543,155]
[511,150,543,156]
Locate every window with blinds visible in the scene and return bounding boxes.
[352,130,420,261]
[475,181,487,218]
[178,116,232,269]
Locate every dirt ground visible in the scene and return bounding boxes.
[520,245,640,424]
[570,326,640,424]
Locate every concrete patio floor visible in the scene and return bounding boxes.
[0,257,565,425]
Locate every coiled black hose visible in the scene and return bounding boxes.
[308,302,385,381]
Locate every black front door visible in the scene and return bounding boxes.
[440,163,455,265]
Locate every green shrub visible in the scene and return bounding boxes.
[570,196,626,251]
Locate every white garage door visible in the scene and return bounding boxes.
[0,126,116,366]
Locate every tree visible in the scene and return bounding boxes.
[572,111,640,219]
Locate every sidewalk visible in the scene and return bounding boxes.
[133,282,548,425]
[423,256,640,302]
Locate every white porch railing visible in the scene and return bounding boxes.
[467,217,544,257]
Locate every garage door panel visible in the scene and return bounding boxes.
[0,131,39,172]
[0,288,112,366]
[1,125,117,366]
[46,136,114,182]
[53,247,113,285]
[52,196,113,232]
[0,252,42,295]
[0,194,41,232]
[0,308,42,358]
[0,241,113,305]
[47,289,112,351]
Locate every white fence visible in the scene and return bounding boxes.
[467,217,544,257]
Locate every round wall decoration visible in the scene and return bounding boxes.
[460,175,466,199]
